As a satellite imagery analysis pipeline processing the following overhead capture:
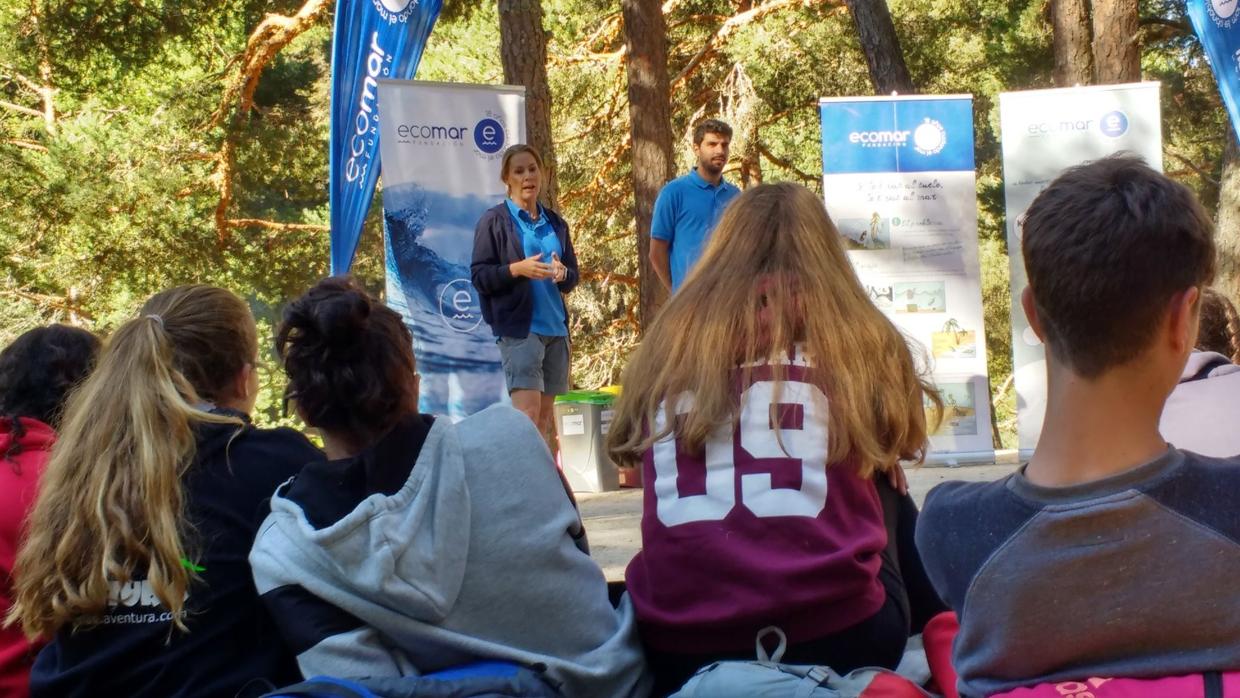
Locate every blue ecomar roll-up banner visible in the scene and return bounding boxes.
[820,95,994,464]
[1188,0,1240,140]
[329,0,443,274]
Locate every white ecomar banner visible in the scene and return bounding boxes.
[1000,82,1162,454]
[378,80,526,419]
[821,95,993,464]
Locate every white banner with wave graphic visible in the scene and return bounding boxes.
[378,80,526,419]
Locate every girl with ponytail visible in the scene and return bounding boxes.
[6,285,324,698]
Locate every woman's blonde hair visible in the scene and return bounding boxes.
[7,285,257,639]
[499,144,544,187]
[607,183,940,478]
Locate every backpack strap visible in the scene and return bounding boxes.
[794,666,833,698]
[754,626,788,664]
[262,676,376,698]
[1205,671,1223,698]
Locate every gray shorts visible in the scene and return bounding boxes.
[497,334,570,395]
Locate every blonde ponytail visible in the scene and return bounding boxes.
[7,286,256,638]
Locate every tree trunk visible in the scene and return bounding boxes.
[621,0,673,328]
[844,0,915,94]
[1050,0,1094,87]
[1217,128,1240,303]
[498,0,559,209]
[1091,0,1140,83]
[28,0,56,134]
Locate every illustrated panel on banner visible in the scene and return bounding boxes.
[378,81,526,419]
[999,83,1162,453]
[821,96,992,462]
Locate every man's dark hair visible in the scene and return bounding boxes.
[1022,153,1216,378]
[693,118,733,145]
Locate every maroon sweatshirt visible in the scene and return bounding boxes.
[625,352,889,653]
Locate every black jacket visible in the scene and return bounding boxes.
[30,411,324,698]
[470,203,579,338]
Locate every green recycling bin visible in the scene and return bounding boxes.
[554,390,620,493]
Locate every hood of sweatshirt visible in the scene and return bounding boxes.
[1179,350,1240,382]
[264,414,469,624]
[0,416,55,458]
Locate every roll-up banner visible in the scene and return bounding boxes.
[820,95,994,464]
[328,0,442,275]
[1187,0,1240,140]
[377,80,526,419]
[1000,82,1163,455]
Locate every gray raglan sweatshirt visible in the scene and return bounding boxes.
[249,405,651,697]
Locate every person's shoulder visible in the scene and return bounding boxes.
[660,173,695,194]
[920,474,1024,538]
[456,404,542,449]
[476,203,509,228]
[223,424,325,481]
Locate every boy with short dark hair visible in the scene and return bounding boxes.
[916,154,1240,697]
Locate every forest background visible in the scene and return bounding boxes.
[1,0,1234,447]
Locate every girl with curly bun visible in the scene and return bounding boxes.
[7,286,324,698]
[250,277,650,697]
[0,325,99,698]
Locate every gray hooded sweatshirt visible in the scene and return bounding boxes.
[1161,350,1240,457]
[249,405,651,697]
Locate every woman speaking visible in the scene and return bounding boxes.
[471,144,578,440]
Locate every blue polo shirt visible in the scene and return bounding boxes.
[650,169,741,291]
[505,199,566,337]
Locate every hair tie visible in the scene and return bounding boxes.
[145,314,164,329]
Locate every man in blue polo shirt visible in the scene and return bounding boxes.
[649,119,741,292]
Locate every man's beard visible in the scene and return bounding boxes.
[698,157,724,176]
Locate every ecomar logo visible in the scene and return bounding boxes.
[1099,110,1129,138]
[1210,0,1239,29]
[439,279,483,333]
[373,0,420,23]
[474,118,505,154]
[912,118,947,156]
[848,128,910,147]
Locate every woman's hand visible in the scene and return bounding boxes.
[510,253,554,279]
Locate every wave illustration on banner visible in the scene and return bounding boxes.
[383,182,505,417]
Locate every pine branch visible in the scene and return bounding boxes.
[226,218,330,233]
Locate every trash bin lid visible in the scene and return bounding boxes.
[555,390,615,405]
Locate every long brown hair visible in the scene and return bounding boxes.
[7,285,257,638]
[607,183,939,478]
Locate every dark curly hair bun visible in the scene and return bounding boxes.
[278,277,418,443]
[311,285,372,348]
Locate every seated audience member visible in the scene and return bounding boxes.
[0,326,99,698]
[6,286,323,698]
[916,155,1240,697]
[248,277,651,697]
[1162,287,1240,456]
[606,183,945,696]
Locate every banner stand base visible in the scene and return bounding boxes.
[920,449,1020,468]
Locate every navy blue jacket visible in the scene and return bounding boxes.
[470,203,579,338]
[30,411,324,698]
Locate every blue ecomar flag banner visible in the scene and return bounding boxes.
[1188,0,1240,142]
[329,0,442,274]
